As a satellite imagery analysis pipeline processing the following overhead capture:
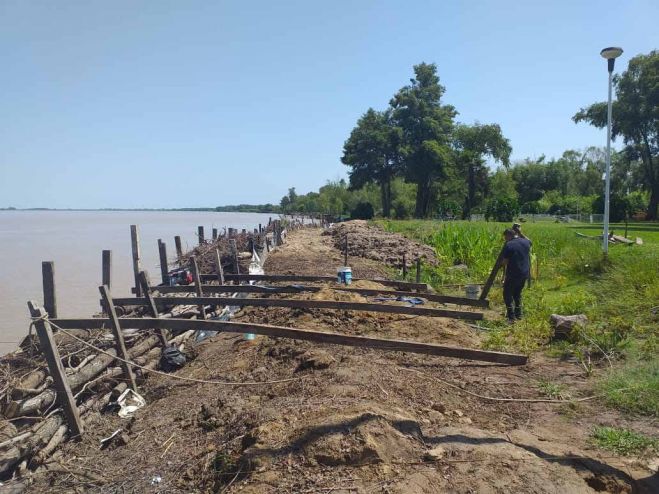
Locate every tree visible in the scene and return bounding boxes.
[453,123,511,218]
[574,50,659,219]
[342,109,402,217]
[390,63,457,217]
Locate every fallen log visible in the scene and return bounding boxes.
[0,415,62,475]
[5,335,160,419]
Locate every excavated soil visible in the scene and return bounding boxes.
[23,226,659,493]
[322,220,439,269]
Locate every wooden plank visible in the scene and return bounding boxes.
[215,248,225,285]
[99,286,138,391]
[158,239,169,285]
[151,284,488,308]
[198,226,205,245]
[27,302,83,436]
[199,273,429,292]
[137,271,168,347]
[111,296,483,320]
[51,317,527,365]
[130,225,142,297]
[416,258,421,284]
[174,236,183,259]
[42,261,57,318]
[189,256,206,319]
[402,253,407,278]
[344,234,348,266]
[480,247,505,300]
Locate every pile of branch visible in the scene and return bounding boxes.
[0,325,195,480]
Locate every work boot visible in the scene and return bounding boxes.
[506,307,515,324]
[514,307,523,320]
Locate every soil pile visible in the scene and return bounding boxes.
[322,221,439,268]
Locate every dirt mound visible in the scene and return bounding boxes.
[322,221,438,268]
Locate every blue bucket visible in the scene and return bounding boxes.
[337,267,352,285]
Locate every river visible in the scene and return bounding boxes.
[0,210,274,355]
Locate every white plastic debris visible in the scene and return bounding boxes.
[150,475,162,485]
[116,388,146,418]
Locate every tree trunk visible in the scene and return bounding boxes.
[648,185,659,220]
[414,181,432,218]
[463,162,475,219]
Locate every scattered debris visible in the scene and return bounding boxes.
[117,389,146,418]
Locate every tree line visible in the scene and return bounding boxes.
[280,51,657,220]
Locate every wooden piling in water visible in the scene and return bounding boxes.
[174,235,183,259]
[102,250,112,291]
[158,239,169,285]
[198,226,205,245]
[130,225,142,297]
[42,261,57,318]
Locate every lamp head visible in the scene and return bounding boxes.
[600,47,623,60]
[601,47,623,72]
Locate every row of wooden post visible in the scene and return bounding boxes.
[30,219,274,440]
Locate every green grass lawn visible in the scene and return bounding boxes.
[376,219,659,418]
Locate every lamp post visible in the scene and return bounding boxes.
[600,46,623,255]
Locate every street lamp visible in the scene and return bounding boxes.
[600,46,623,255]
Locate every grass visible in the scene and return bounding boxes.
[591,426,658,456]
[537,379,571,400]
[375,219,659,417]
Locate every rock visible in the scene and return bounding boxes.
[428,411,445,423]
[453,410,464,418]
[550,314,588,339]
[458,417,473,425]
[423,446,446,461]
[431,402,446,413]
[296,350,336,371]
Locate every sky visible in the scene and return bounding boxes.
[1,0,657,209]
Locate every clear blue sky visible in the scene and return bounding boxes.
[1,0,657,208]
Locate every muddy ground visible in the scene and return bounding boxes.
[25,225,658,493]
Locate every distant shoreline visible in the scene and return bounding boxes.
[0,207,281,213]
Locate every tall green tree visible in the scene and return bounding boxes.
[390,63,457,217]
[453,123,511,218]
[341,108,401,217]
[573,50,659,219]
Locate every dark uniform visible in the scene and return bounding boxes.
[502,237,532,320]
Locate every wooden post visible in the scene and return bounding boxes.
[402,253,407,278]
[102,250,112,291]
[27,301,83,437]
[480,247,505,300]
[42,261,57,318]
[198,226,205,245]
[215,248,225,285]
[229,239,240,275]
[158,239,169,285]
[138,271,168,347]
[343,234,348,266]
[189,256,205,319]
[174,236,183,260]
[98,286,138,391]
[130,225,142,297]
[242,228,246,235]
[259,223,262,233]
[212,228,218,240]
[416,258,421,283]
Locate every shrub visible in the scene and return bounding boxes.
[350,202,375,220]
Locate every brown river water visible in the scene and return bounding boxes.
[0,210,274,355]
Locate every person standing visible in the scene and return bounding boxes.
[501,225,532,322]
